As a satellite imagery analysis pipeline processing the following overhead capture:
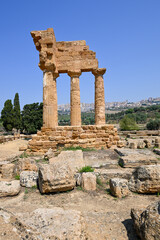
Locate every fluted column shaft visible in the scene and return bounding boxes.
[68,70,81,126]
[92,68,106,125]
[43,71,59,128]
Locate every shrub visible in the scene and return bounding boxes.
[19,152,28,158]
[120,115,139,131]
[79,166,94,173]
[15,175,20,180]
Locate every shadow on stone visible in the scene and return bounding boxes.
[122,219,140,240]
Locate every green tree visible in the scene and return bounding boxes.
[21,102,43,134]
[1,100,14,131]
[146,119,160,130]
[13,93,21,130]
[120,115,139,131]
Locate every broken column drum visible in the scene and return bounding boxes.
[29,28,119,152]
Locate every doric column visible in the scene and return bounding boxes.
[68,70,81,126]
[43,71,59,128]
[92,68,106,125]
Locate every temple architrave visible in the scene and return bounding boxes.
[28,28,119,152]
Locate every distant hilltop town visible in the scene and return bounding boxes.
[58,97,160,113]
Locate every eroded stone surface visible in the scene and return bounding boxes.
[109,178,129,198]
[119,154,158,168]
[1,164,15,179]
[129,165,160,193]
[131,201,160,240]
[0,208,40,240]
[20,171,38,188]
[17,208,89,240]
[18,158,38,173]
[38,162,76,193]
[0,180,20,197]
[49,150,84,173]
[82,172,96,191]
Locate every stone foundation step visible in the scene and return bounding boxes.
[83,150,119,169]
[115,148,157,157]
[119,155,159,168]
[115,148,159,168]
[94,168,133,182]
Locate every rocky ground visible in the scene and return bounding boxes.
[0,184,158,240]
[0,139,160,240]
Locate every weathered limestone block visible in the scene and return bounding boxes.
[0,208,41,239]
[137,141,146,149]
[109,178,129,198]
[129,165,160,193]
[38,163,76,193]
[44,148,55,159]
[129,142,137,149]
[119,154,158,168]
[0,180,20,197]
[144,139,152,148]
[20,171,38,188]
[49,150,84,173]
[0,161,10,173]
[82,172,96,191]
[18,207,89,240]
[92,68,106,125]
[1,164,15,179]
[131,201,160,240]
[117,140,126,148]
[18,158,38,173]
[95,168,133,182]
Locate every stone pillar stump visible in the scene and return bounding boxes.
[92,68,106,125]
[43,71,59,128]
[68,70,81,126]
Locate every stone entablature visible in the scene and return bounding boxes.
[28,125,119,153]
[31,29,98,73]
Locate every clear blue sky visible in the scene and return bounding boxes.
[0,0,160,112]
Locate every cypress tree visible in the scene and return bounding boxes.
[1,100,14,131]
[13,93,21,130]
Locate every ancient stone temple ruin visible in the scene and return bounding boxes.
[29,28,119,152]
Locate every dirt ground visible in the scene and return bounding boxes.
[0,139,28,161]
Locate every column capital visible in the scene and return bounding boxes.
[43,70,59,78]
[92,68,106,76]
[68,70,81,78]
[52,71,59,78]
